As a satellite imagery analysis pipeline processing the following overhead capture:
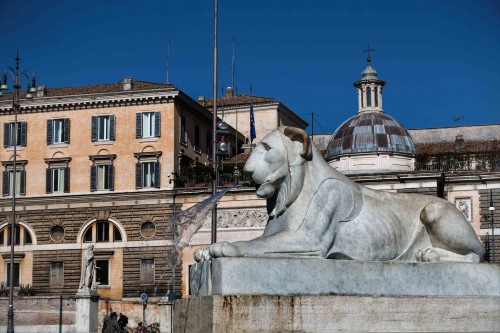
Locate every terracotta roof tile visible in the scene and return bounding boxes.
[202,94,278,109]
[0,81,176,101]
[415,140,500,155]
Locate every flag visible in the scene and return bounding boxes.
[249,102,256,143]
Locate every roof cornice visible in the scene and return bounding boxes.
[0,89,179,114]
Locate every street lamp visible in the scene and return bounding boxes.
[1,52,37,333]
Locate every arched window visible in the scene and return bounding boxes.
[82,221,122,243]
[366,87,372,107]
[0,225,33,246]
[375,87,379,107]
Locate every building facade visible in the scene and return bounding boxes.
[0,78,244,301]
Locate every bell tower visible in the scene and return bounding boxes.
[354,46,386,113]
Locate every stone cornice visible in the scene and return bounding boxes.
[0,89,178,114]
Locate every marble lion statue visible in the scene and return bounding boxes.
[203,127,483,263]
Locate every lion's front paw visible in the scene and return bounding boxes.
[193,247,212,262]
[209,241,242,258]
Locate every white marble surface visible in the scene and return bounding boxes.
[190,258,500,297]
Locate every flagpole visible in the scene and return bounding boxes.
[211,0,218,244]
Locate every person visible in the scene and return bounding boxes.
[104,312,120,333]
[79,244,95,290]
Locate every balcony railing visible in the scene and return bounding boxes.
[415,159,500,173]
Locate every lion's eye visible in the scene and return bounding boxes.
[262,143,271,151]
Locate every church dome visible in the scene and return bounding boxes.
[361,62,378,80]
[325,111,416,158]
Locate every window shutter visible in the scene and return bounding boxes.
[20,122,27,146]
[108,165,115,191]
[47,120,53,145]
[64,167,70,193]
[3,123,10,147]
[91,116,98,142]
[109,115,116,141]
[154,112,161,137]
[2,171,9,196]
[63,118,70,143]
[136,113,142,139]
[135,163,142,189]
[90,165,97,192]
[20,170,26,195]
[46,168,53,194]
[154,161,160,188]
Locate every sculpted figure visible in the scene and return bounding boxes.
[79,244,96,290]
[207,127,483,263]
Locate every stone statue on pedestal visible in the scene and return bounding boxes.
[199,127,484,263]
[79,244,96,290]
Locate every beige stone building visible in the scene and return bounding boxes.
[0,78,244,302]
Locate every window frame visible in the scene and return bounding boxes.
[180,115,187,145]
[2,160,27,197]
[136,111,161,139]
[91,115,115,142]
[3,121,27,147]
[89,155,116,192]
[134,152,162,190]
[50,261,64,287]
[47,118,70,145]
[95,259,110,287]
[140,258,155,285]
[83,221,122,243]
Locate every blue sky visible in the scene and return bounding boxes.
[1,0,498,134]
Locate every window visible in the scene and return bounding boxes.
[46,167,69,194]
[95,259,109,286]
[7,262,20,287]
[91,115,115,142]
[2,169,26,197]
[89,154,116,191]
[0,225,33,246]
[366,87,372,107]
[136,112,160,138]
[194,125,200,152]
[136,162,160,189]
[134,151,162,189]
[96,221,110,242]
[375,87,379,107]
[50,262,64,287]
[83,221,122,243]
[50,225,65,242]
[47,119,70,144]
[140,222,156,238]
[140,259,155,285]
[3,121,27,147]
[91,165,113,191]
[206,131,212,155]
[180,116,187,144]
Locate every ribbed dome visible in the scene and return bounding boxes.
[326,112,416,158]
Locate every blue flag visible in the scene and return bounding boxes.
[249,102,256,143]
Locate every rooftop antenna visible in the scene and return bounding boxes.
[166,39,171,84]
[453,115,464,124]
[363,44,375,62]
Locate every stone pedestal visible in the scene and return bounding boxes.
[158,298,173,333]
[75,289,100,333]
[175,258,500,333]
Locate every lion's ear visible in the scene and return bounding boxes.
[283,127,312,161]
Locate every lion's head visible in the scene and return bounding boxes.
[243,127,312,217]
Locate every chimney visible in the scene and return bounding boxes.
[454,135,465,151]
[37,85,46,97]
[122,77,133,91]
[225,87,234,97]
[198,96,205,106]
